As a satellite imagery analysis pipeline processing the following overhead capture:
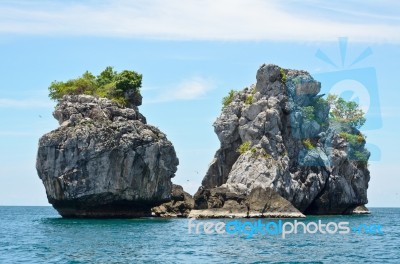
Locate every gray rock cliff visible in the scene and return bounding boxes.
[36,95,178,218]
[195,64,370,216]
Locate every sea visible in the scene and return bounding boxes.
[0,206,399,263]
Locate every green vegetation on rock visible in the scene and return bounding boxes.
[48,66,142,107]
[237,141,251,154]
[353,150,369,167]
[326,94,366,129]
[222,90,236,109]
[302,139,315,150]
[301,106,315,122]
[339,131,368,166]
[280,68,287,82]
[245,95,254,105]
[339,132,365,145]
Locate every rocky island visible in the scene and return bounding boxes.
[190,64,370,218]
[36,68,178,217]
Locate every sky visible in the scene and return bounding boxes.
[0,0,399,207]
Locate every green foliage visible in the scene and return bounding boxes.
[326,94,366,129]
[251,147,257,153]
[237,141,251,154]
[353,150,369,166]
[280,68,287,83]
[222,90,236,109]
[302,139,315,150]
[339,132,369,166]
[245,95,253,105]
[314,96,329,111]
[48,67,142,107]
[292,76,301,86]
[301,106,315,121]
[96,66,117,87]
[326,94,337,106]
[339,132,365,145]
[312,97,329,127]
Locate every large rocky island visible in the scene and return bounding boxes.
[36,94,178,218]
[191,64,370,218]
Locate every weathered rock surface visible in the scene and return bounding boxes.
[36,95,178,218]
[195,64,370,216]
[190,186,304,218]
[151,184,194,217]
[352,205,370,214]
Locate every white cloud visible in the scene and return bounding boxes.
[169,77,214,100]
[0,0,399,42]
[0,98,53,108]
[146,77,214,103]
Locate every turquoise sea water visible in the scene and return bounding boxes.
[0,207,399,263]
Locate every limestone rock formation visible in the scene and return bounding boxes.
[352,205,370,214]
[194,64,370,216]
[36,95,178,218]
[151,184,194,217]
[190,186,304,218]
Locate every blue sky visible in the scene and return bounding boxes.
[0,0,399,206]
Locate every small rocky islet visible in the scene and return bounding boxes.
[36,64,370,218]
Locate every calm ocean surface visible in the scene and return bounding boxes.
[0,207,399,263]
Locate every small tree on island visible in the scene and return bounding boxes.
[48,66,142,107]
[326,94,366,129]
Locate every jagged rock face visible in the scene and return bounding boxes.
[196,64,370,215]
[36,95,178,218]
[352,205,370,214]
[151,184,194,217]
[190,186,304,218]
